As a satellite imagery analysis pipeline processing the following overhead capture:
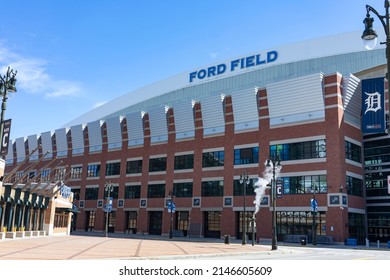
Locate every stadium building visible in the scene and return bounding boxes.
[1,31,389,245]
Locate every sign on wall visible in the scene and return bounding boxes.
[1,119,11,156]
[362,77,386,134]
[388,175,390,195]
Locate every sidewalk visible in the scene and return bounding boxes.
[0,232,287,260]
[1,231,388,260]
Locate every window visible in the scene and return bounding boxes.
[29,171,36,179]
[270,140,326,161]
[149,157,167,172]
[15,171,24,182]
[70,166,82,179]
[233,179,256,196]
[125,185,141,199]
[202,151,224,167]
[174,154,194,170]
[104,186,119,199]
[346,176,363,197]
[54,168,66,181]
[85,187,99,200]
[173,182,193,197]
[201,181,224,197]
[277,211,326,236]
[147,184,165,198]
[54,213,68,228]
[364,139,390,165]
[282,175,327,194]
[106,162,121,176]
[126,160,143,174]
[234,147,258,165]
[41,169,51,182]
[87,164,101,177]
[72,188,81,200]
[345,141,362,163]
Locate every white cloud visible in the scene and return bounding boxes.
[0,43,82,99]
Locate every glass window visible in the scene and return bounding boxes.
[346,176,363,197]
[201,181,224,197]
[233,179,256,196]
[85,187,99,200]
[147,184,165,198]
[202,151,224,167]
[270,140,326,161]
[234,147,259,165]
[87,164,101,177]
[104,186,119,199]
[41,169,51,182]
[70,166,82,179]
[173,182,193,197]
[174,154,194,170]
[106,162,121,176]
[126,160,143,174]
[54,167,67,181]
[125,185,141,199]
[149,157,167,172]
[345,141,362,163]
[283,175,327,195]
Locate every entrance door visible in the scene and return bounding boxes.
[204,211,221,238]
[85,211,96,231]
[108,211,116,233]
[148,211,162,235]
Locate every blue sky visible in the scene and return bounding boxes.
[0,0,385,139]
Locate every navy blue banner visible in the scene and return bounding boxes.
[1,119,11,156]
[362,77,386,134]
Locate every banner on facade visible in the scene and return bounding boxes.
[1,119,11,156]
[388,175,390,195]
[362,77,386,134]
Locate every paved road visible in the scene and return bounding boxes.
[194,246,390,260]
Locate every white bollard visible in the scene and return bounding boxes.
[366,238,369,247]
[377,240,380,248]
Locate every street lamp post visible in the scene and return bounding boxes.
[0,67,17,158]
[104,182,114,238]
[168,191,175,239]
[311,187,318,246]
[251,214,256,246]
[239,173,250,245]
[266,156,282,251]
[362,1,390,119]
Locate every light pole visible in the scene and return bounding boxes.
[0,67,17,158]
[104,182,114,238]
[362,1,390,119]
[167,191,175,239]
[251,214,256,246]
[239,172,250,245]
[266,156,282,250]
[311,186,318,246]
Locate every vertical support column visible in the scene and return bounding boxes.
[324,72,349,243]
[258,88,272,241]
